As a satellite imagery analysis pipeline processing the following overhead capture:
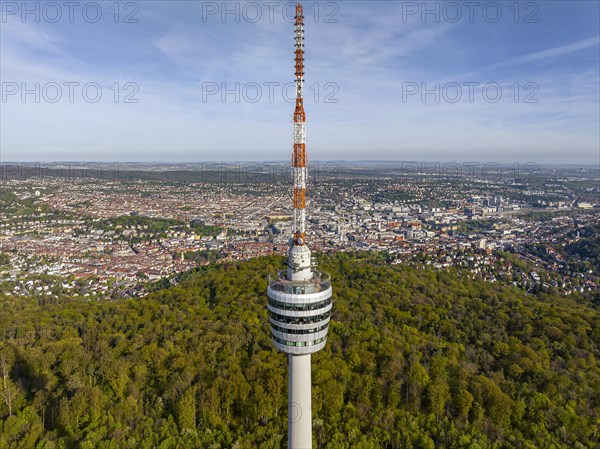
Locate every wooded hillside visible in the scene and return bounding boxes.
[1,253,598,448]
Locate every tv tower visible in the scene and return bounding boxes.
[267,2,333,448]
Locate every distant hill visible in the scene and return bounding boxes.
[564,224,600,274]
[0,253,598,448]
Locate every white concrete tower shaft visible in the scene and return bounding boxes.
[289,353,312,448]
[266,3,332,448]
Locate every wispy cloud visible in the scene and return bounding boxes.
[1,19,66,55]
[508,35,600,64]
[1,1,598,163]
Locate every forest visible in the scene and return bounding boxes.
[0,252,598,448]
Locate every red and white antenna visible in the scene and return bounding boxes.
[292,2,307,246]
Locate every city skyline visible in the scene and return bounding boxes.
[1,1,599,164]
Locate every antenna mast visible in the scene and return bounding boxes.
[292,2,307,246]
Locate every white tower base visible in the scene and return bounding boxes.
[289,354,312,449]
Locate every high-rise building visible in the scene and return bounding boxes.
[266,3,333,448]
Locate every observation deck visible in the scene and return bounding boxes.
[267,270,332,355]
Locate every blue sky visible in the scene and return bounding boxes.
[1,0,599,163]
